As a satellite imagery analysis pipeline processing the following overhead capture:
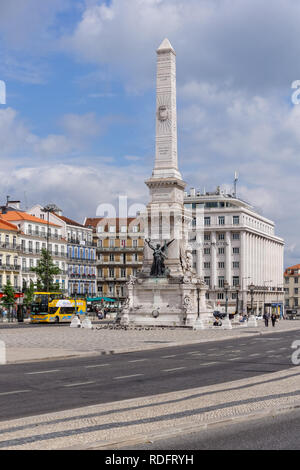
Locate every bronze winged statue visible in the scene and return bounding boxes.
[145,238,175,276]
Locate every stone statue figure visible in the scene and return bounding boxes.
[145,238,174,277]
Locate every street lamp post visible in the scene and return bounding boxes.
[74,283,77,316]
[235,285,240,318]
[193,283,205,330]
[41,204,60,292]
[222,280,232,329]
[247,283,258,327]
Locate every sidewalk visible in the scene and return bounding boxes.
[1,319,299,364]
[0,366,298,449]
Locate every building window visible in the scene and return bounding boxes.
[218,276,224,288]
[204,248,210,255]
[109,239,115,247]
[204,217,211,226]
[121,268,126,277]
[233,261,240,269]
[204,234,210,241]
[132,226,139,233]
[109,268,114,278]
[218,247,225,255]
[232,233,240,240]
[109,226,115,233]
[218,216,225,225]
[233,247,239,254]
[204,262,210,269]
[232,276,239,286]
[294,277,298,284]
[204,276,210,287]
[217,292,224,300]
[97,226,104,233]
[132,239,138,247]
[218,262,225,269]
[109,253,115,262]
[233,216,240,225]
[294,288,298,295]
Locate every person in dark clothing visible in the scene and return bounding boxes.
[271,313,277,327]
[263,312,270,327]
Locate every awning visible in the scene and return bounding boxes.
[87,297,116,302]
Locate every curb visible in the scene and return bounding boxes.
[4,323,300,364]
[67,400,300,450]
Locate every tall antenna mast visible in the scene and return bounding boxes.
[233,171,238,197]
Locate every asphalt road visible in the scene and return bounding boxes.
[123,408,300,450]
[0,329,299,421]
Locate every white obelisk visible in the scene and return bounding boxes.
[153,38,182,181]
[123,39,211,327]
[144,38,187,277]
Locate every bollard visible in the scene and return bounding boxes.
[81,317,93,329]
[70,316,81,328]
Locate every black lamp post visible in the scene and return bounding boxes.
[74,283,77,316]
[235,284,240,317]
[41,204,60,292]
[224,280,229,317]
[249,283,255,316]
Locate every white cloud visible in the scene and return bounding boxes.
[0,162,148,222]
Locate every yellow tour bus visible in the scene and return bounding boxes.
[30,292,87,323]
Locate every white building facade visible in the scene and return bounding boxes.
[184,187,284,316]
[29,205,96,297]
[1,211,67,292]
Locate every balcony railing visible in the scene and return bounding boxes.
[97,247,143,252]
[0,243,20,251]
[0,264,21,271]
[25,230,63,240]
[67,256,96,264]
[67,238,94,247]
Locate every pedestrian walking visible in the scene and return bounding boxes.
[263,311,270,327]
[271,313,277,327]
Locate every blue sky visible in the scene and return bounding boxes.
[1,0,300,267]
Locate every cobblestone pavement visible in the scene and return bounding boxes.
[0,320,300,363]
[0,366,299,450]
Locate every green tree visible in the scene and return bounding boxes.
[23,280,35,308]
[30,248,61,291]
[1,280,15,310]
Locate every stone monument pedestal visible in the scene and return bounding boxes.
[122,275,212,327]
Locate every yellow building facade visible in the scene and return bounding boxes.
[85,217,144,303]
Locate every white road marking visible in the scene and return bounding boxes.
[162,367,186,372]
[64,381,95,387]
[249,353,260,357]
[85,364,110,368]
[200,362,218,366]
[161,355,177,358]
[0,390,31,396]
[229,357,241,361]
[188,352,205,356]
[128,359,148,363]
[114,374,144,380]
[26,369,61,375]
